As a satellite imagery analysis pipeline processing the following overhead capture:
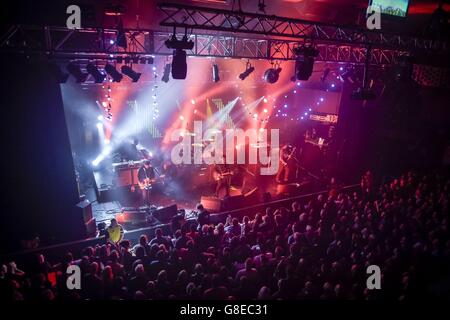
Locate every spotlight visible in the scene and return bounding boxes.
[172,49,187,79]
[86,63,106,83]
[104,64,123,82]
[294,56,315,81]
[67,63,88,83]
[97,115,104,121]
[212,63,220,82]
[162,63,171,83]
[121,65,141,82]
[263,67,282,84]
[320,67,330,82]
[293,45,319,81]
[48,63,69,83]
[239,63,255,80]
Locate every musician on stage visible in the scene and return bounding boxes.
[119,137,142,161]
[213,158,231,198]
[137,160,155,205]
[276,144,298,184]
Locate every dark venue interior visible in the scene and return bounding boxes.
[0,0,450,303]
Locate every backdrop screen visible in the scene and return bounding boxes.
[370,0,409,17]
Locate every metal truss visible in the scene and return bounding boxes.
[158,2,448,53]
[0,25,407,65]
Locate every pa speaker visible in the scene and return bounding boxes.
[172,49,187,79]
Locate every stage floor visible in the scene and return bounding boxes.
[87,166,319,232]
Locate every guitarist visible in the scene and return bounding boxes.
[276,144,298,184]
[138,160,155,205]
[213,158,231,198]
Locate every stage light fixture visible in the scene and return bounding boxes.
[121,65,141,82]
[48,63,69,83]
[293,44,319,81]
[161,63,171,83]
[162,63,171,83]
[164,34,194,80]
[67,63,89,83]
[104,64,123,82]
[212,63,220,82]
[263,67,282,84]
[239,62,255,80]
[86,63,106,83]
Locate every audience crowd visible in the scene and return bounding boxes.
[1,170,449,300]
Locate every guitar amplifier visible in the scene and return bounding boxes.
[115,166,140,186]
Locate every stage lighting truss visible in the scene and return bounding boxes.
[157,3,448,52]
[2,25,441,66]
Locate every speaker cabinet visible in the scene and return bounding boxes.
[153,204,178,223]
[201,196,223,212]
[76,199,93,223]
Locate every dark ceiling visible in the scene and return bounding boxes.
[2,0,449,36]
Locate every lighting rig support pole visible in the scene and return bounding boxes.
[363,45,371,90]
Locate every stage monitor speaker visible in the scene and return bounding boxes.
[276,183,309,197]
[153,204,178,223]
[201,196,222,212]
[242,187,260,207]
[222,194,245,211]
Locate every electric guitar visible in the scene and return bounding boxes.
[213,171,233,181]
[138,175,165,190]
[281,147,296,167]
